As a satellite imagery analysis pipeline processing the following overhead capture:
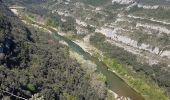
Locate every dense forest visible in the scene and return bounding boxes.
[0,2,107,100]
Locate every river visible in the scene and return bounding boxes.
[22,18,144,100]
[48,28,145,100]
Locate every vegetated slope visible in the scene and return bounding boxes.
[4,0,47,6]
[3,0,170,99]
[0,1,33,68]
[80,0,112,6]
[138,0,170,5]
[0,2,106,100]
[4,0,112,7]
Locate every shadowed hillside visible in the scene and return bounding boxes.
[0,2,106,100]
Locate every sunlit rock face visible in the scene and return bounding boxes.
[136,23,170,34]
[95,28,161,55]
[161,50,170,59]
[137,4,159,9]
[112,0,135,4]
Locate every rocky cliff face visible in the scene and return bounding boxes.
[112,0,135,4]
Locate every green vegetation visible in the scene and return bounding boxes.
[86,25,95,33]
[45,15,77,33]
[106,3,127,10]
[27,84,36,92]
[60,17,77,33]
[90,32,169,100]
[138,0,170,6]
[103,58,168,100]
[3,0,170,99]
[63,92,76,100]
[96,72,106,82]
[129,6,170,21]
[20,8,77,34]
[0,4,107,100]
[45,16,61,27]
[129,30,170,48]
[80,0,111,6]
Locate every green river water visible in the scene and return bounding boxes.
[49,28,145,100]
[26,18,144,99]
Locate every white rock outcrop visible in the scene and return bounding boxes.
[76,19,87,27]
[95,27,160,54]
[137,4,159,9]
[112,0,135,4]
[161,50,170,59]
[128,15,170,25]
[136,23,170,34]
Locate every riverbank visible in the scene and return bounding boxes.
[69,50,122,100]
[16,12,124,99]
[23,20,134,100]
[73,38,168,100]
[87,33,169,100]
[11,8,159,100]
[27,15,167,100]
